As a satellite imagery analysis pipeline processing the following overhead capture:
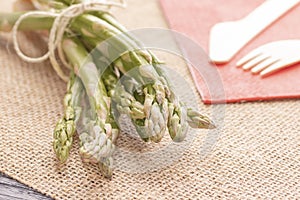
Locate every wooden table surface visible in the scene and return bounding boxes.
[0,174,51,200]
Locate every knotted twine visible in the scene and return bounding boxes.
[12,0,126,82]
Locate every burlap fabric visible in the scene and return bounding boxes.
[0,0,299,199]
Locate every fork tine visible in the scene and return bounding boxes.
[236,40,300,77]
[241,54,269,70]
[236,49,262,67]
[260,58,299,76]
[251,58,279,74]
[260,63,283,77]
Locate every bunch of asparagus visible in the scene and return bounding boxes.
[0,0,215,178]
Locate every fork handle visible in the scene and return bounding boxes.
[242,0,300,35]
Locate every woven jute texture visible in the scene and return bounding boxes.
[0,0,300,199]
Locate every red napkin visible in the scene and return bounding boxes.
[159,0,300,104]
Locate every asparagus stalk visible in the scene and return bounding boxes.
[30,0,67,10]
[53,71,83,162]
[90,49,120,143]
[62,37,118,177]
[76,88,115,178]
[0,12,53,31]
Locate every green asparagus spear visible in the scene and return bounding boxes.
[62,37,119,177]
[76,91,116,178]
[53,71,83,162]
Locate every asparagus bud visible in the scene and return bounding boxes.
[53,71,84,162]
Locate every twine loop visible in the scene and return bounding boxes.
[12,0,126,81]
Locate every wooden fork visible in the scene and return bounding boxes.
[236,40,300,76]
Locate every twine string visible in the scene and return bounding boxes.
[12,0,126,82]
